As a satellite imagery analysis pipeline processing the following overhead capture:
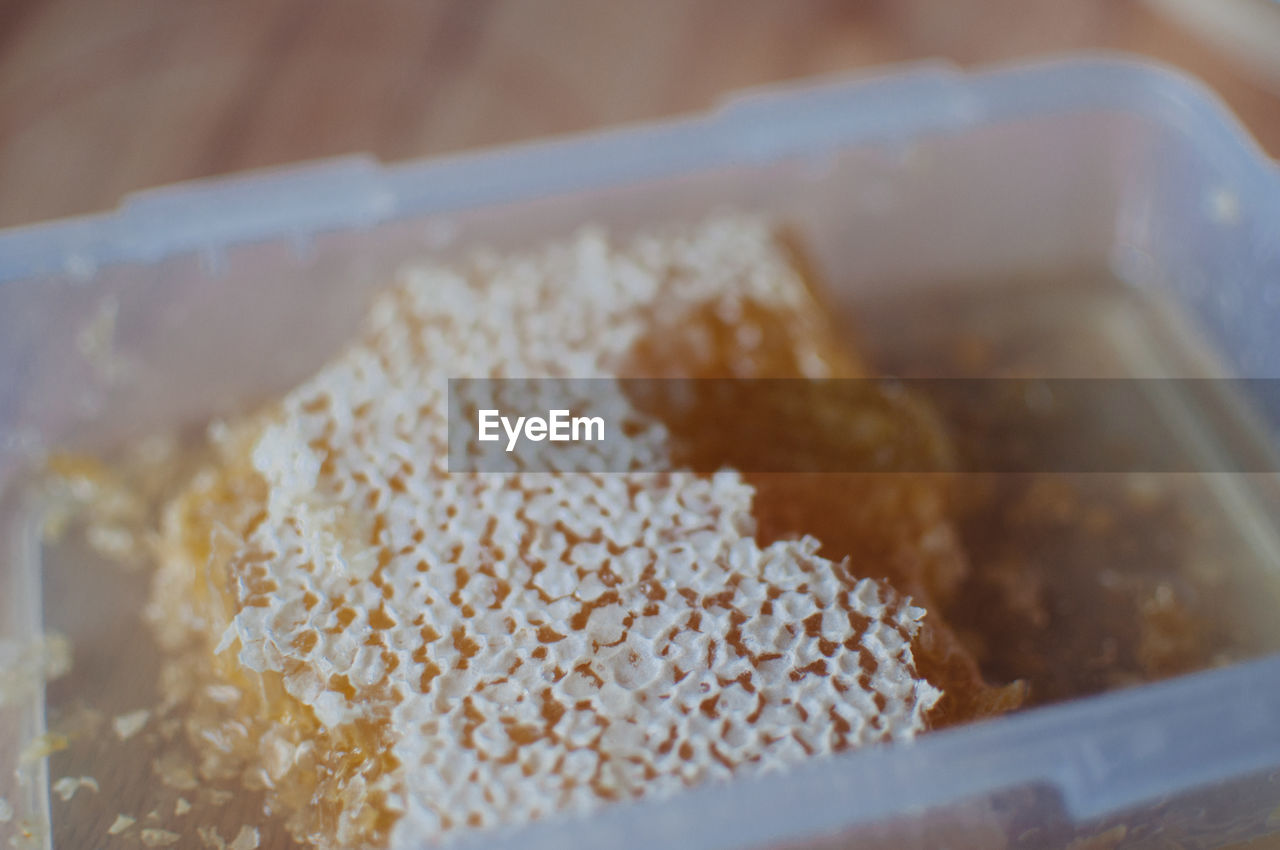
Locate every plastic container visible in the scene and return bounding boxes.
[3,55,1280,850]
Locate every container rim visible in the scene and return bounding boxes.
[461,652,1280,850]
[0,53,1275,285]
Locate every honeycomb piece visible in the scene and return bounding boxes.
[617,232,1023,723]
[148,215,978,849]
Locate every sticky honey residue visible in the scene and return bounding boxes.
[5,815,44,850]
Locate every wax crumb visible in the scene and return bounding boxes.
[86,524,139,562]
[175,798,191,815]
[41,634,72,681]
[197,826,226,849]
[204,789,233,807]
[113,709,150,741]
[76,295,132,385]
[108,814,135,835]
[204,684,241,704]
[229,825,259,850]
[0,633,70,708]
[51,776,98,802]
[19,733,69,765]
[140,829,181,847]
[152,752,197,790]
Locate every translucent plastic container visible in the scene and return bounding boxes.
[3,55,1280,850]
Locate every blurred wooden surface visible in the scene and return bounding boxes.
[1,0,1278,228]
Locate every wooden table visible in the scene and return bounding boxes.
[1,0,1278,230]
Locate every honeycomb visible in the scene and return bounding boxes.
[146,215,1000,849]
